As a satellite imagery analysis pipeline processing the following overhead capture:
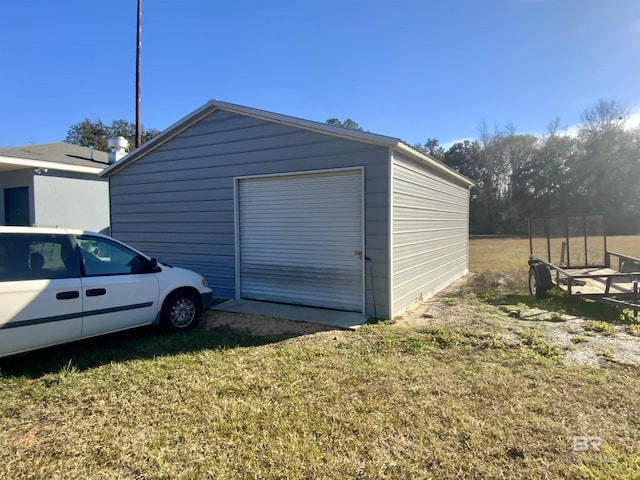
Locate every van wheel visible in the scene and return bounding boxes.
[161,291,200,331]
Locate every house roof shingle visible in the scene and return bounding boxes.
[0,142,109,172]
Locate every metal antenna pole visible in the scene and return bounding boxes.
[135,0,142,148]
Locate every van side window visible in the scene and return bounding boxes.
[76,235,145,276]
[0,234,79,281]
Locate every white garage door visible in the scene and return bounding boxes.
[237,169,363,312]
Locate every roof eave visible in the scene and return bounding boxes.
[393,143,475,187]
[99,99,474,188]
[100,101,219,177]
[100,100,403,177]
[209,100,400,146]
[0,156,105,175]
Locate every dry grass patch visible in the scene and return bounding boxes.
[607,235,640,259]
[470,237,530,273]
[470,235,640,273]
[584,321,617,336]
[626,324,640,337]
[1,325,640,479]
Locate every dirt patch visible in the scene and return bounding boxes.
[200,275,640,366]
[201,309,336,338]
[393,276,640,367]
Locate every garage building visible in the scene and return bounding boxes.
[101,101,473,319]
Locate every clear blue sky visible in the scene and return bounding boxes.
[1,0,639,148]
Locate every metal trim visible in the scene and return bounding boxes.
[233,176,241,300]
[1,302,154,330]
[388,147,395,318]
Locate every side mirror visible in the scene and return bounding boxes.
[143,257,160,273]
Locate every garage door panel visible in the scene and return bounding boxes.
[238,170,363,312]
[241,264,361,283]
[241,273,361,311]
[240,250,358,263]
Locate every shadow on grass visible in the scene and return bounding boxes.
[480,289,638,324]
[0,323,306,380]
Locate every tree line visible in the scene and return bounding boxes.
[331,101,640,236]
[64,119,159,153]
[431,100,639,235]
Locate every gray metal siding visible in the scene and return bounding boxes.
[109,110,390,316]
[391,152,469,316]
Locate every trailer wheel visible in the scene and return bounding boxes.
[529,264,551,299]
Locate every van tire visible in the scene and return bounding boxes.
[161,290,200,331]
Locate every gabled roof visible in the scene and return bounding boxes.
[100,100,473,187]
[0,143,109,174]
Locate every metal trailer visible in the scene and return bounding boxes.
[527,214,640,315]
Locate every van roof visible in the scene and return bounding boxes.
[0,226,98,236]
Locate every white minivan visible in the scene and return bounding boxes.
[0,227,214,358]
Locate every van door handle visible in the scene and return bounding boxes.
[56,291,80,300]
[86,288,107,297]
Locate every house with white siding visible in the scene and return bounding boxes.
[100,101,473,319]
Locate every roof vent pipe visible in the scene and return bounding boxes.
[108,136,129,164]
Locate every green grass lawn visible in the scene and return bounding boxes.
[1,237,640,479]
